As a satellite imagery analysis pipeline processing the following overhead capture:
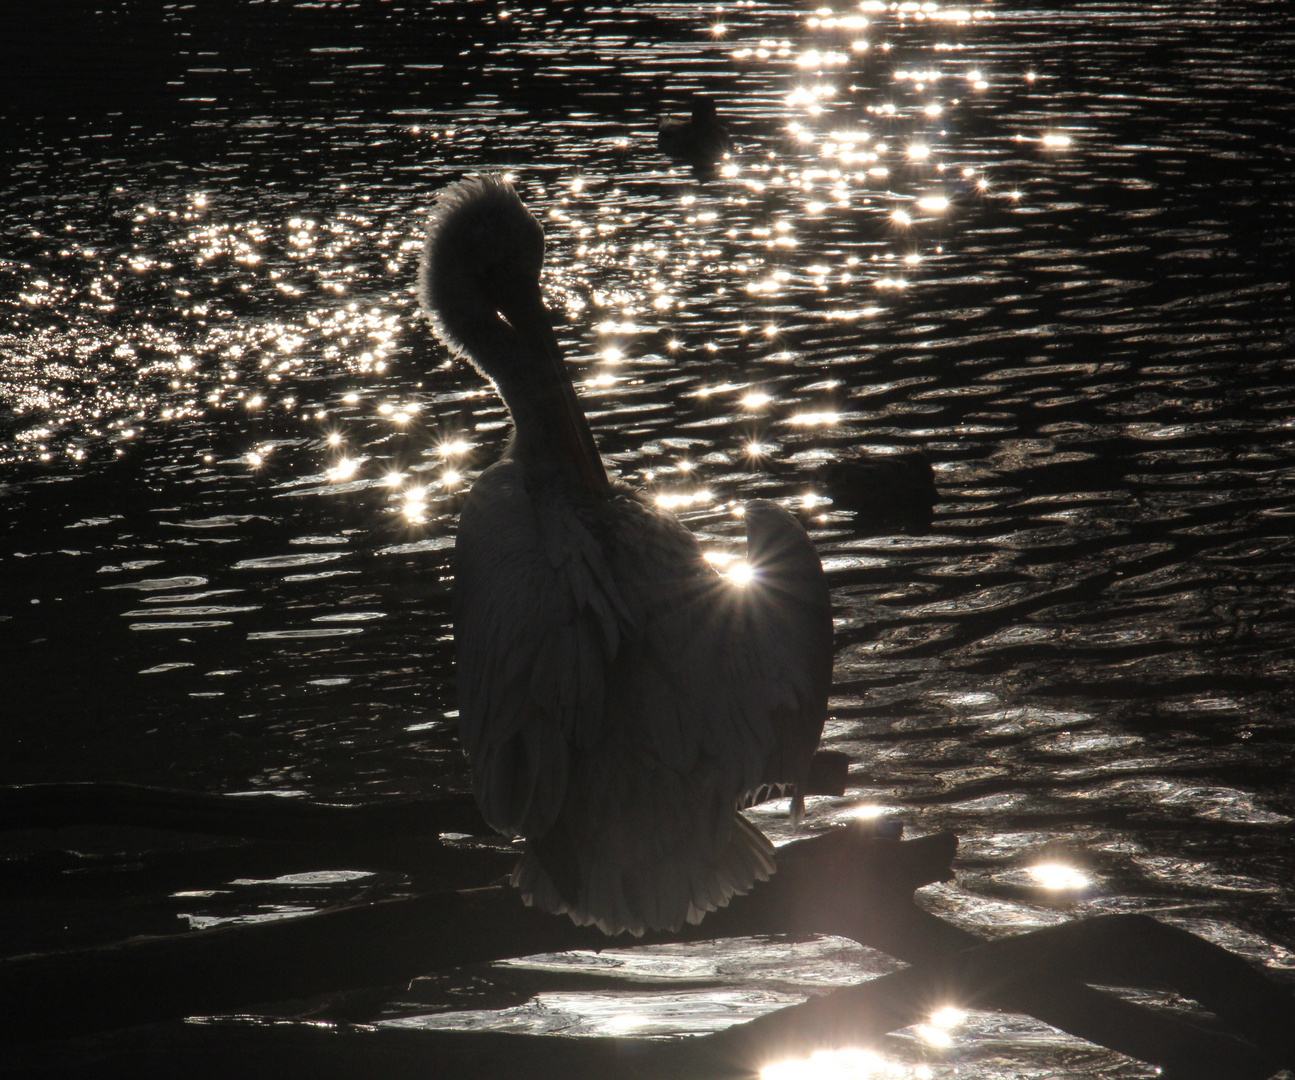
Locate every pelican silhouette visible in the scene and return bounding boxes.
[418,175,831,936]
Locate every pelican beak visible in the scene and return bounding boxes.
[491,272,610,496]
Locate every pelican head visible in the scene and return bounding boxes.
[418,175,608,493]
[418,174,546,370]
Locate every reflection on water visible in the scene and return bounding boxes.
[2,0,1294,1074]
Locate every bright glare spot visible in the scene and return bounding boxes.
[438,439,471,457]
[802,492,825,509]
[382,472,403,487]
[601,346,624,363]
[655,490,713,509]
[916,196,949,211]
[892,209,912,225]
[761,1048,894,1079]
[788,412,839,426]
[923,103,943,117]
[704,550,737,566]
[342,393,360,404]
[328,458,358,481]
[727,562,754,585]
[710,22,727,36]
[907,144,930,160]
[930,1006,966,1029]
[607,1013,649,1030]
[677,459,694,472]
[1042,132,1073,147]
[747,441,772,456]
[327,432,343,446]
[850,804,886,818]
[392,411,411,425]
[441,470,462,487]
[1029,863,1091,890]
[915,1024,953,1047]
[742,392,773,408]
[246,395,264,409]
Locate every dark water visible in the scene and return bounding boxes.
[2,0,1293,1073]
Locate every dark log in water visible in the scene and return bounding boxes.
[0,751,850,840]
[0,827,954,1045]
[0,782,490,840]
[4,821,1294,1080]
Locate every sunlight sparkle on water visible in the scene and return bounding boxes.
[930,1006,965,1029]
[655,490,713,509]
[1029,863,1090,890]
[915,1024,953,1047]
[849,804,888,819]
[761,1048,915,1078]
[328,458,358,481]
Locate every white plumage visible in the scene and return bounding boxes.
[418,175,832,936]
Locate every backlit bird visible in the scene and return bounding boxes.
[658,95,734,167]
[418,175,831,936]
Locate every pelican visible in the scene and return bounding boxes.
[417,175,831,936]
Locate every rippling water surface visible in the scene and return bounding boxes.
[2,0,1293,1075]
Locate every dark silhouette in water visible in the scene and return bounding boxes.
[811,450,938,533]
[658,96,734,168]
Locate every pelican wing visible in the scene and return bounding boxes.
[733,499,834,792]
[457,460,830,830]
[596,497,831,797]
[454,460,628,839]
